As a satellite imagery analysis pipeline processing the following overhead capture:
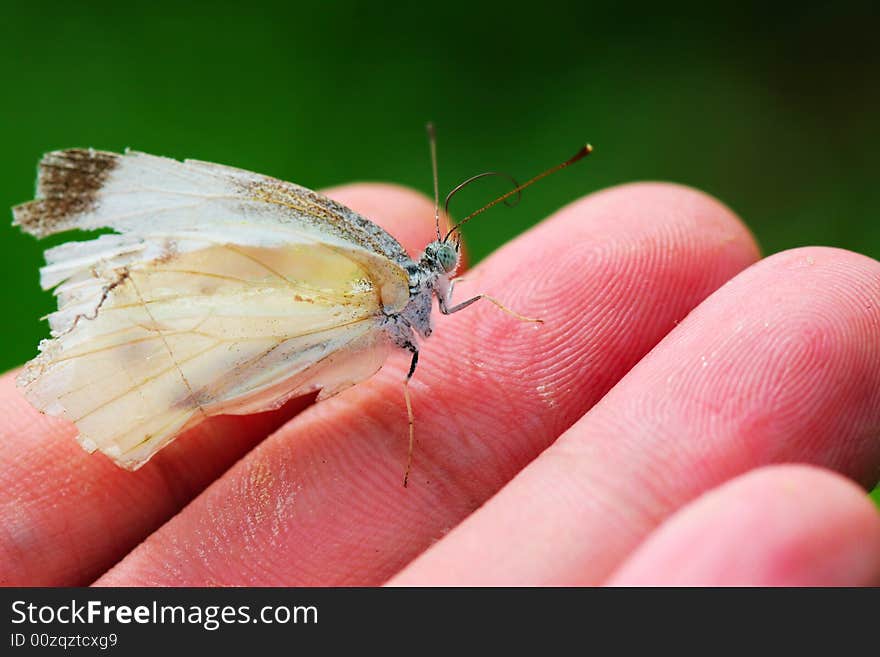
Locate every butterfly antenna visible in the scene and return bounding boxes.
[444,143,593,243]
[427,122,441,241]
[444,171,521,225]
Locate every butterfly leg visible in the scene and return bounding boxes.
[402,341,419,487]
[439,279,543,323]
[385,317,422,487]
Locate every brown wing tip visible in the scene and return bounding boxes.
[13,148,120,237]
[36,148,120,200]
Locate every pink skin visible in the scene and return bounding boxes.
[388,240,880,586]
[1,182,878,586]
[606,465,880,586]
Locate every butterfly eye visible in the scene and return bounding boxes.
[436,243,458,273]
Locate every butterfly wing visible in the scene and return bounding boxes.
[13,149,411,469]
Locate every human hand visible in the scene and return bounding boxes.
[2,182,880,586]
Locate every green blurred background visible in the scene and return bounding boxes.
[1,1,878,502]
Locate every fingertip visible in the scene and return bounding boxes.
[760,245,880,291]
[608,464,880,586]
[570,181,761,262]
[449,180,763,415]
[488,181,761,315]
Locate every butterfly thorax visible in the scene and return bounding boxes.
[389,241,460,340]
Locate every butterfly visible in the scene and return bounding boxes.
[12,125,590,484]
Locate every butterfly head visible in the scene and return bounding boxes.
[420,240,460,276]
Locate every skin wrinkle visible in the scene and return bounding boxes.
[90,182,760,586]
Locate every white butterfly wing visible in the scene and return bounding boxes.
[13,149,410,469]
